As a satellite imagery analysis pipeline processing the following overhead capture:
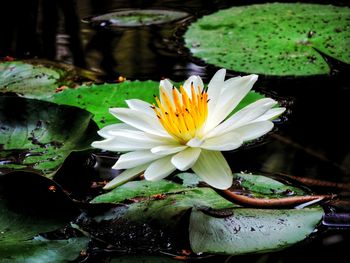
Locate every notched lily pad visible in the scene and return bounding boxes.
[85,9,190,28]
[0,96,99,176]
[185,3,350,76]
[51,81,266,128]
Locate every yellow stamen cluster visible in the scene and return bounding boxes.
[152,83,208,144]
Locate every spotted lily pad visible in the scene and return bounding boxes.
[50,81,266,128]
[0,60,100,99]
[0,97,99,176]
[185,3,350,76]
[85,9,190,28]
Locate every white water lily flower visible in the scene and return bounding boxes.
[92,69,286,190]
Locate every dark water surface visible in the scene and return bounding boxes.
[1,0,350,262]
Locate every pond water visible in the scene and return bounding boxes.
[1,0,350,262]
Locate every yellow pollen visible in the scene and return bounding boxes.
[153,85,208,144]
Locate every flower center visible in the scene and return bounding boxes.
[152,83,208,144]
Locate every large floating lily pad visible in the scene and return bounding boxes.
[87,173,323,255]
[185,3,350,76]
[86,9,189,28]
[0,97,99,176]
[0,198,88,262]
[51,81,266,128]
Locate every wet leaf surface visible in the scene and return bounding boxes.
[185,3,350,76]
[189,207,323,255]
[0,96,99,176]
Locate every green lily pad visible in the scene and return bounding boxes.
[86,9,189,28]
[237,173,305,197]
[0,96,99,176]
[91,179,192,204]
[51,81,266,128]
[87,174,324,255]
[189,207,323,255]
[0,60,101,99]
[185,3,350,76]
[0,61,66,98]
[0,198,88,263]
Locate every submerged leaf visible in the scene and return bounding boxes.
[0,97,99,176]
[185,3,350,76]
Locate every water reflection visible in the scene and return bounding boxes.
[0,0,85,67]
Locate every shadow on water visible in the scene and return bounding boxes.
[1,0,350,262]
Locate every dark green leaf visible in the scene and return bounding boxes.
[0,238,88,263]
[189,207,323,255]
[0,97,99,176]
[0,198,88,263]
[185,3,350,76]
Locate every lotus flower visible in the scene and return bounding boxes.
[92,69,285,190]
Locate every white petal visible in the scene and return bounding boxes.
[171,147,201,171]
[207,69,226,94]
[201,131,243,151]
[113,150,162,169]
[206,69,228,114]
[159,79,179,110]
[103,163,148,190]
[205,74,258,133]
[206,98,276,138]
[253,107,286,122]
[92,130,168,152]
[183,75,204,95]
[144,156,176,181]
[97,123,137,139]
[126,99,155,116]
[191,150,233,190]
[187,137,204,147]
[234,121,274,141]
[160,79,174,94]
[109,108,169,137]
[151,144,187,155]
